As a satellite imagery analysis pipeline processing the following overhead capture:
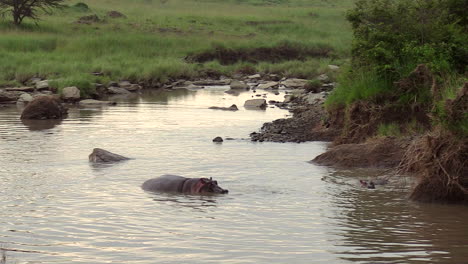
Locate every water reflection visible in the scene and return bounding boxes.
[328,169,468,264]
[139,89,195,103]
[21,119,62,131]
[148,193,219,211]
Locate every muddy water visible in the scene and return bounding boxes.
[1,87,467,264]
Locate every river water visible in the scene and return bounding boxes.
[1,87,467,264]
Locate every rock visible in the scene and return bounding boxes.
[212,137,223,143]
[304,92,327,105]
[321,83,336,91]
[126,84,142,92]
[244,99,267,109]
[118,81,132,88]
[281,78,308,89]
[35,80,49,90]
[79,99,116,106]
[328,65,340,71]
[257,81,279,90]
[108,81,118,87]
[247,74,261,79]
[6,87,34,92]
[192,79,231,86]
[0,90,20,102]
[20,96,67,120]
[108,86,131,94]
[317,74,329,82]
[29,77,42,85]
[62,86,81,101]
[209,104,238,111]
[17,93,33,104]
[267,74,281,81]
[284,95,293,103]
[107,11,126,18]
[230,80,249,90]
[89,148,129,163]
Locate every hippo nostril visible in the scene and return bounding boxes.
[222,190,229,194]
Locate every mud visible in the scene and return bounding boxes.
[312,137,409,169]
[186,43,333,65]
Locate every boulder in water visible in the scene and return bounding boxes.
[89,148,129,163]
[20,96,67,120]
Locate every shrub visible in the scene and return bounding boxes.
[346,0,467,79]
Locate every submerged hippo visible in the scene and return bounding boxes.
[142,175,228,195]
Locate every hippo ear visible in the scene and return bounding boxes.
[210,177,212,181]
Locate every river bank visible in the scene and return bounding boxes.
[249,64,468,205]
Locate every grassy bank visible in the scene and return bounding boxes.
[0,0,353,95]
[322,0,467,204]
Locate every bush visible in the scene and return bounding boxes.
[346,0,467,79]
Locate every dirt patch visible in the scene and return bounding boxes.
[312,137,409,169]
[107,11,126,18]
[186,43,333,65]
[398,128,468,204]
[157,27,184,34]
[75,15,102,24]
[245,20,292,26]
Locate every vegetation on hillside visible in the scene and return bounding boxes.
[326,0,467,134]
[325,0,467,204]
[0,0,353,96]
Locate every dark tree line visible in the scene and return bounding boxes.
[0,0,63,25]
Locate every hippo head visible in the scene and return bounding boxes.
[198,177,229,194]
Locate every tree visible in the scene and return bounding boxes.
[0,0,64,25]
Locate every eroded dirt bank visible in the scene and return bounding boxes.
[250,65,468,204]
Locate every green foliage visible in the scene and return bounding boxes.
[71,2,90,12]
[50,76,95,98]
[346,0,467,78]
[325,67,392,106]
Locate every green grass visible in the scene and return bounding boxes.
[377,123,401,137]
[325,67,393,107]
[0,0,353,93]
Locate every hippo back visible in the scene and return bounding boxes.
[141,174,187,193]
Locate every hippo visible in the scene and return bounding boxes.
[360,180,375,189]
[142,175,228,195]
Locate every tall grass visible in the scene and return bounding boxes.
[0,0,353,91]
[325,67,393,107]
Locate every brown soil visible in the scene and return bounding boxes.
[312,137,409,169]
[329,101,431,145]
[185,43,333,65]
[75,15,102,24]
